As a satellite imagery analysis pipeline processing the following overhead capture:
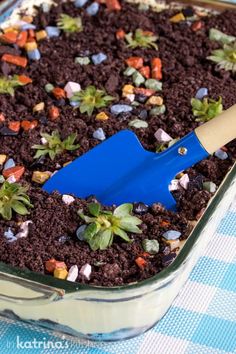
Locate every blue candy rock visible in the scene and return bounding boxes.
[110,104,133,115]
[76,225,87,241]
[46,26,61,38]
[27,49,41,61]
[86,2,99,15]
[74,0,88,7]
[4,158,15,170]
[91,53,107,65]
[215,149,228,160]
[21,23,36,30]
[93,128,106,141]
[4,228,17,242]
[195,88,208,100]
[163,230,181,240]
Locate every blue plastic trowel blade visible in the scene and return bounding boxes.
[43,130,209,210]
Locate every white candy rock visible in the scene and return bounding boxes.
[41,137,47,145]
[64,82,81,99]
[154,128,172,143]
[62,194,75,205]
[79,263,92,280]
[7,175,16,184]
[179,174,189,190]
[67,265,79,282]
[15,220,33,239]
[168,179,179,191]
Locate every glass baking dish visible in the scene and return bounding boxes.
[0,0,235,342]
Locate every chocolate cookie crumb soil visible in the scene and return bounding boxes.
[0,0,235,286]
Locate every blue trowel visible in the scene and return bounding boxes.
[43,105,236,210]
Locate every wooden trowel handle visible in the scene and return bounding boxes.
[195,104,236,154]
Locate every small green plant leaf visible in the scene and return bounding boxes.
[0,182,33,220]
[0,75,26,96]
[57,14,83,33]
[113,203,133,218]
[32,130,80,160]
[142,239,159,254]
[209,28,235,45]
[11,200,29,215]
[191,96,223,122]
[207,42,236,72]
[119,216,143,233]
[78,203,142,250]
[125,29,158,49]
[88,203,101,217]
[83,222,99,241]
[113,226,131,242]
[72,85,114,116]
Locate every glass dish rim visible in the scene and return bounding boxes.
[0,0,235,295]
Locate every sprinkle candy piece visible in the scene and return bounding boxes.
[91,53,107,65]
[3,166,25,182]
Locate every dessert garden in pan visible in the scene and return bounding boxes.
[0,0,235,286]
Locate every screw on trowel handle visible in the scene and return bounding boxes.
[195,104,236,154]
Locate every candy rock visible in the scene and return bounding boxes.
[195,87,208,100]
[86,2,99,16]
[15,220,32,238]
[79,263,92,280]
[45,26,60,38]
[93,128,106,141]
[163,230,181,240]
[111,104,133,115]
[75,0,88,7]
[62,194,75,205]
[154,128,172,143]
[179,173,189,190]
[67,265,79,282]
[91,53,107,65]
[64,82,81,99]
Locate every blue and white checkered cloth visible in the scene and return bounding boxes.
[0,199,236,354]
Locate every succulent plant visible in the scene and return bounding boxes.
[57,14,83,33]
[209,28,235,45]
[32,130,80,160]
[125,29,158,49]
[191,96,223,122]
[0,181,33,220]
[207,42,236,72]
[78,203,142,251]
[71,85,114,116]
[0,75,25,96]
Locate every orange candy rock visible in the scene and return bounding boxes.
[16,31,28,47]
[52,87,66,99]
[3,166,25,182]
[106,0,121,11]
[21,120,38,131]
[116,28,125,40]
[8,121,20,132]
[0,113,5,122]
[49,106,60,120]
[134,87,155,97]
[0,31,18,44]
[135,257,147,269]
[139,66,151,79]
[151,58,162,80]
[18,75,32,85]
[45,258,67,273]
[2,54,27,68]
[125,57,143,69]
